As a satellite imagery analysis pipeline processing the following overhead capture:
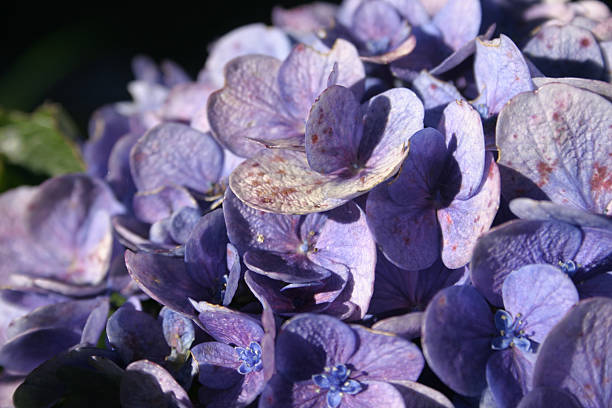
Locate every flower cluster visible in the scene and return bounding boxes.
[2,1,612,407]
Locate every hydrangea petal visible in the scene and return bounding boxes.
[439,100,486,200]
[191,342,241,389]
[438,155,500,269]
[0,328,81,375]
[422,285,495,396]
[369,253,464,315]
[524,24,605,79]
[533,297,612,408]
[125,250,204,316]
[130,123,223,192]
[245,250,331,283]
[340,380,406,408]
[517,387,583,408]
[121,360,193,408]
[502,264,579,343]
[496,83,612,214]
[473,34,535,117]
[132,185,197,224]
[84,105,130,178]
[471,219,582,306]
[275,314,357,381]
[202,23,291,87]
[159,307,195,355]
[432,0,481,51]
[348,326,424,382]
[207,55,298,158]
[190,301,263,348]
[305,85,362,174]
[486,349,536,408]
[278,39,365,120]
[371,313,424,340]
[106,305,169,364]
[6,298,96,341]
[184,209,234,304]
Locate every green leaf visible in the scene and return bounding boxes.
[0,103,85,177]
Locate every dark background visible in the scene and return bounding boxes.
[1,0,611,133]
[0,1,335,132]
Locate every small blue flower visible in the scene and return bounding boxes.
[491,310,532,352]
[312,364,363,408]
[557,260,579,277]
[235,341,263,374]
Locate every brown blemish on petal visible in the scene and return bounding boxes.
[276,169,286,175]
[430,83,438,90]
[552,112,561,121]
[311,134,319,144]
[451,245,457,251]
[580,37,591,47]
[591,163,612,198]
[280,187,297,197]
[536,160,556,187]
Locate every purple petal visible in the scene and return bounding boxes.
[366,127,445,271]
[207,55,297,158]
[191,342,241,389]
[258,374,326,408]
[190,301,263,347]
[0,328,81,375]
[80,297,110,346]
[275,314,357,381]
[132,185,197,224]
[278,39,365,120]
[439,101,486,200]
[19,175,122,287]
[106,305,169,364]
[502,264,578,342]
[523,24,605,79]
[245,250,331,283]
[6,297,104,341]
[390,380,454,407]
[532,76,612,101]
[341,380,406,408]
[130,123,223,193]
[125,250,204,316]
[184,208,231,303]
[159,307,195,354]
[422,285,495,396]
[348,325,424,382]
[497,83,612,214]
[305,85,362,174]
[160,82,215,122]
[474,34,534,116]
[372,312,424,340]
[471,219,583,307]
[486,349,536,408]
[533,297,612,408]
[83,105,130,178]
[432,0,481,51]
[369,252,464,314]
[202,23,291,88]
[438,156,500,269]
[517,387,582,408]
[121,360,193,408]
[412,71,463,127]
[272,3,337,42]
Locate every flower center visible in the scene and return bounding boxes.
[491,310,533,353]
[235,341,263,375]
[312,364,363,408]
[558,260,579,277]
